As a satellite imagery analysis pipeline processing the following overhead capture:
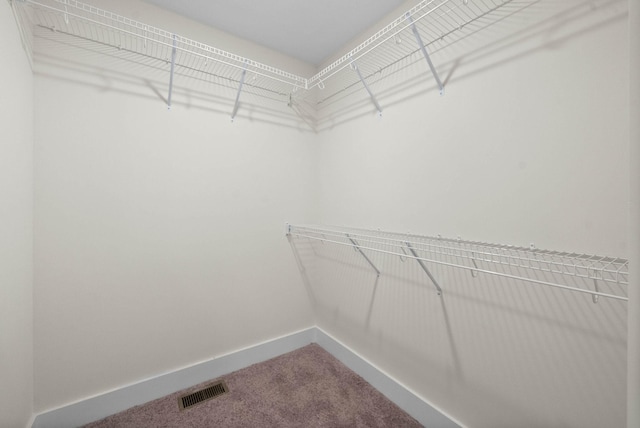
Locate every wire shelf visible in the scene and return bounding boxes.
[315,0,535,108]
[11,0,530,116]
[15,0,307,97]
[287,224,629,302]
[311,0,525,86]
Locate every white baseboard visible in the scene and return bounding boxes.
[32,327,316,428]
[32,327,459,428]
[314,328,462,428]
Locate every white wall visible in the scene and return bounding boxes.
[23,0,632,425]
[0,1,34,427]
[309,0,629,427]
[32,0,317,413]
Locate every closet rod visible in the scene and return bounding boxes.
[287,224,629,302]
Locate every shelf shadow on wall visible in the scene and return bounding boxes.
[288,237,384,330]
[287,234,318,308]
[287,235,541,424]
[286,231,627,427]
[31,31,316,133]
[287,234,464,377]
[310,250,382,329]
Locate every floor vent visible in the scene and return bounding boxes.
[178,381,229,410]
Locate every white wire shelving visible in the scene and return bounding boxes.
[311,0,534,111]
[11,0,309,116]
[10,0,533,120]
[286,224,629,303]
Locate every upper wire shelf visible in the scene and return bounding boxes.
[286,224,629,302]
[310,0,522,87]
[11,0,530,117]
[13,0,307,97]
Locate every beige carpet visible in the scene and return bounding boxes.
[83,343,422,427]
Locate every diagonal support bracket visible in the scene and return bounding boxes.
[167,34,177,109]
[288,94,317,132]
[408,16,445,96]
[406,242,443,295]
[347,234,381,277]
[62,0,69,25]
[591,270,600,304]
[231,62,248,122]
[350,60,383,116]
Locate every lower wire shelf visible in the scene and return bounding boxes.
[286,224,629,303]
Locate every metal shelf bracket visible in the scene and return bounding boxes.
[592,270,600,304]
[406,242,443,295]
[408,15,445,96]
[167,34,177,109]
[347,234,381,277]
[13,0,531,120]
[350,60,383,116]
[231,62,248,122]
[471,251,479,278]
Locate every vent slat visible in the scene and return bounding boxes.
[178,381,229,410]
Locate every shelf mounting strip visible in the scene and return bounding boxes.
[286,224,629,303]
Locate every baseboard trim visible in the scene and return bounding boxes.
[32,326,459,428]
[32,327,316,428]
[314,328,462,428]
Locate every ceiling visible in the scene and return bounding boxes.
[142,0,409,66]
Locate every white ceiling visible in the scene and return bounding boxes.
[142,0,408,66]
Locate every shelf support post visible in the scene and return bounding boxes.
[406,242,442,295]
[231,62,248,121]
[347,234,381,277]
[167,34,177,109]
[408,16,445,95]
[351,61,383,116]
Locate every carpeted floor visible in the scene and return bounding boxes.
[83,343,423,427]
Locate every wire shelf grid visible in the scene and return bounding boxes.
[315,0,535,106]
[287,224,629,302]
[17,0,307,96]
[310,0,512,86]
[12,0,530,111]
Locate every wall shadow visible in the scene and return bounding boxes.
[286,230,627,427]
